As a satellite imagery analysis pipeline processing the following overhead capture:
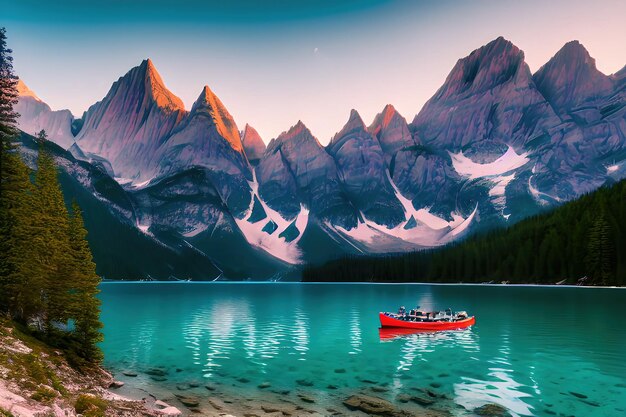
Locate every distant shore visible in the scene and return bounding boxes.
[99,280,625,288]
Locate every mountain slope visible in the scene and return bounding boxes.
[327,109,405,227]
[241,123,267,165]
[157,85,252,216]
[15,80,75,149]
[303,179,626,286]
[17,132,222,280]
[75,59,186,182]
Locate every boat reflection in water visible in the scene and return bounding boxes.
[378,326,474,341]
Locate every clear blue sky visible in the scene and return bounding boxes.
[4,0,626,143]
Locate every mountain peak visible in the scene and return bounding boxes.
[368,104,414,157]
[190,85,243,152]
[533,40,613,113]
[331,109,366,144]
[276,120,320,147]
[431,36,528,102]
[137,59,185,111]
[241,123,266,163]
[16,79,41,101]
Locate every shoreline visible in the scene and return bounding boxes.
[99,280,626,289]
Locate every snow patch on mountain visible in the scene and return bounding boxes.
[234,172,309,264]
[450,146,529,216]
[528,171,561,204]
[450,146,529,178]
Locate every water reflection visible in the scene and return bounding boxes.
[348,308,362,355]
[454,331,534,416]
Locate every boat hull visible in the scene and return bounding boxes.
[379,312,475,330]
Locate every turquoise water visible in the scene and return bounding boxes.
[100,283,626,416]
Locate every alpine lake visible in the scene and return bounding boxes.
[99,283,626,416]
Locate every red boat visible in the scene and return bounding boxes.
[379,311,475,331]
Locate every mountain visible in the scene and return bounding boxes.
[412,36,560,155]
[241,124,266,165]
[327,109,404,227]
[257,121,359,228]
[303,179,626,286]
[156,85,252,216]
[15,80,75,149]
[534,41,614,116]
[17,132,221,280]
[531,42,626,200]
[13,37,626,279]
[75,59,186,182]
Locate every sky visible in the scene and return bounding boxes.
[4,0,626,144]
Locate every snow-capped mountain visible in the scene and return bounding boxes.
[15,80,76,149]
[15,38,626,278]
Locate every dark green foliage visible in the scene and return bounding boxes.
[0,28,104,364]
[303,180,626,286]
[68,201,103,363]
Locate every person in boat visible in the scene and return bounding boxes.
[398,306,406,316]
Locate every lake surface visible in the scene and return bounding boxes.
[99,283,626,416]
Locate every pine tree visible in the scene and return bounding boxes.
[68,200,103,362]
[0,26,33,316]
[0,27,19,188]
[586,205,614,285]
[32,135,74,331]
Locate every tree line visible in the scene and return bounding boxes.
[303,179,626,286]
[0,28,103,364]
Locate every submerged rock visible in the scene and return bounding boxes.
[258,382,271,389]
[296,379,314,387]
[145,368,168,377]
[174,394,200,408]
[156,406,183,416]
[298,393,316,403]
[343,394,410,416]
[474,403,512,417]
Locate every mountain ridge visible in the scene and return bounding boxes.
[14,37,626,278]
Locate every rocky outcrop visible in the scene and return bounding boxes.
[157,86,252,216]
[412,36,561,158]
[328,110,405,227]
[241,123,267,165]
[257,121,359,228]
[76,59,186,182]
[15,80,75,149]
[369,104,417,164]
[534,41,614,116]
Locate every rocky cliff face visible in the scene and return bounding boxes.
[75,59,186,182]
[157,86,252,216]
[534,41,615,116]
[15,80,75,149]
[412,37,561,158]
[328,110,405,227]
[257,121,359,228]
[531,42,626,200]
[241,124,267,165]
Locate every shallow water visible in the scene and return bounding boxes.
[100,283,626,416]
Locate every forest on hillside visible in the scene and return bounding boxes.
[303,180,626,286]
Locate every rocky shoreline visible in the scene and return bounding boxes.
[103,365,513,417]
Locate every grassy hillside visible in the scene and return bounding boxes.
[303,180,626,286]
